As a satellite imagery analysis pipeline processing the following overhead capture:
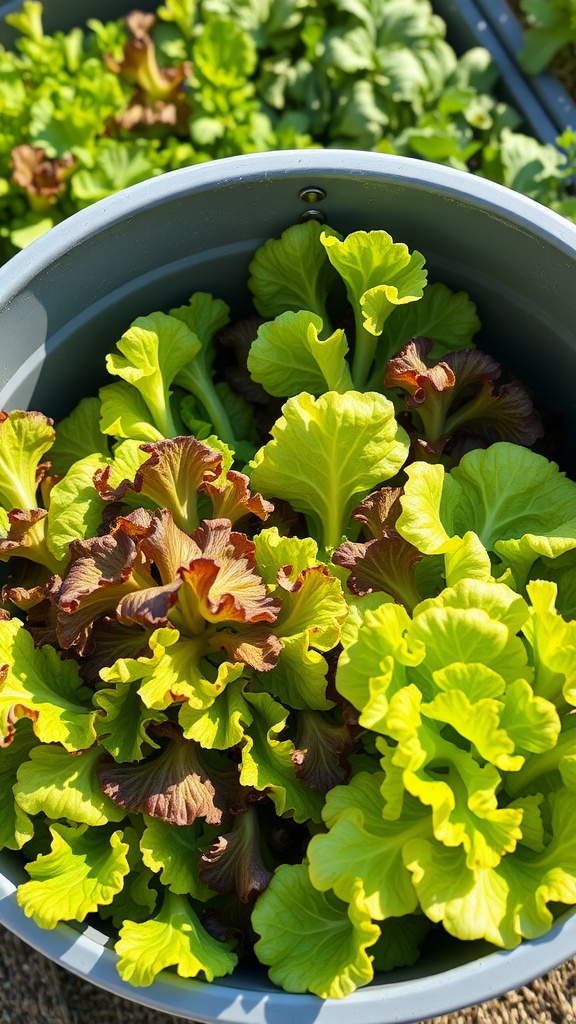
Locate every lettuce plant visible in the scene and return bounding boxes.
[1,221,576,1000]
[518,0,576,75]
[2,0,576,262]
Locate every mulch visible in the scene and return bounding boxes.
[1,924,575,1024]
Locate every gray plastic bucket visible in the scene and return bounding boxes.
[1,150,576,1022]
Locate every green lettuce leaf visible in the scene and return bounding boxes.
[99,381,166,442]
[249,391,409,549]
[115,890,237,986]
[254,631,333,711]
[14,744,126,826]
[336,601,424,733]
[308,771,429,919]
[0,410,55,511]
[0,719,36,851]
[93,676,166,763]
[239,690,324,822]
[140,815,216,900]
[522,580,576,707]
[252,862,379,998]
[105,312,201,438]
[404,787,576,948]
[247,310,353,397]
[98,825,157,929]
[100,627,244,713]
[384,684,524,869]
[397,443,576,585]
[178,674,253,748]
[46,452,110,563]
[170,292,238,447]
[0,618,97,751]
[17,823,130,929]
[253,528,319,587]
[248,221,340,322]
[49,397,110,475]
[320,229,427,389]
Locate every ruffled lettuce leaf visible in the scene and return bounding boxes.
[385,341,543,456]
[106,311,201,437]
[54,528,158,652]
[140,815,216,900]
[397,443,576,584]
[383,684,524,869]
[179,674,253,749]
[247,310,353,397]
[320,229,427,389]
[97,724,232,826]
[94,674,166,762]
[408,602,533,696]
[239,690,324,823]
[0,719,36,851]
[522,580,576,707]
[101,626,245,714]
[17,823,130,929]
[254,631,333,711]
[0,618,97,751]
[95,435,223,533]
[115,890,237,986]
[0,410,55,511]
[14,744,126,826]
[248,221,340,322]
[255,564,347,711]
[99,825,157,929]
[201,466,273,527]
[249,391,409,550]
[308,771,429,918]
[253,528,319,587]
[404,788,576,948]
[336,602,424,733]
[252,862,379,998]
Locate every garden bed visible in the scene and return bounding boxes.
[0,0,575,265]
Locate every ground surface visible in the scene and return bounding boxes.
[1,924,575,1024]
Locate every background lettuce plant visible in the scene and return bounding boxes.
[1,221,576,998]
[1,0,576,261]
[518,0,576,75]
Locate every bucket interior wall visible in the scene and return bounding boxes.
[2,165,576,472]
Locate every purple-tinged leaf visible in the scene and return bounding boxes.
[95,436,223,534]
[202,470,273,527]
[97,723,232,826]
[55,531,156,651]
[351,487,403,539]
[200,805,273,902]
[291,710,355,791]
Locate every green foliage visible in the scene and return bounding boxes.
[2,209,576,1002]
[1,0,576,264]
[519,0,576,74]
